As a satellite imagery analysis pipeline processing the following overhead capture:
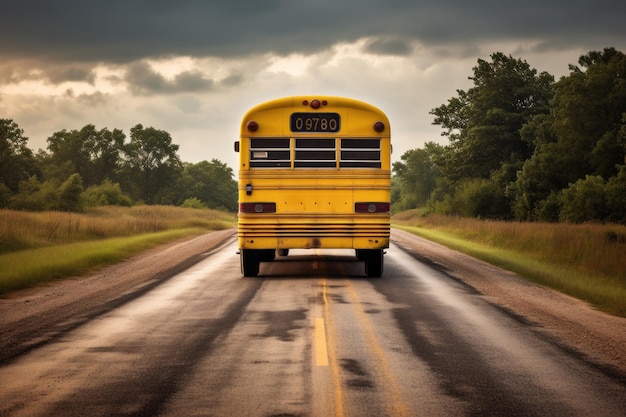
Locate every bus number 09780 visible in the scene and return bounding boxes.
[290,113,340,132]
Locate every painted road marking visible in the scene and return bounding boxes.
[315,318,329,366]
[317,277,345,417]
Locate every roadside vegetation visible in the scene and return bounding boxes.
[0,206,236,294]
[392,48,625,224]
[390,47,625,317]
[393,211,626,317]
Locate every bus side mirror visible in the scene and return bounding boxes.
[234,141,240,152]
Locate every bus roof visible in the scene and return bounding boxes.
[240,96,389,134]
[243,95,386,117]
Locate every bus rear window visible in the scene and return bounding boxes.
[248,138,382,169]
[250,138,290,168]
[340,139,381,168]
[295,138,336,168]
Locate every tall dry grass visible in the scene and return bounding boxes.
[392,211,626,315]
[0,206,236,254]
[394,213,626,280]
[0,206,237,294]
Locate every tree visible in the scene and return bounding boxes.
[392,142,444,211]
[122,124,182,203]
[47,124,125,187]
[47,126,95,184]
[512,48,626,220]
[172,159,237,211]
[90,127,126,185]
[0,119,39,197]
[431,52,554,183]
[550,47,626,181]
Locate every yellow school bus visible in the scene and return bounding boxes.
[235,96,390,277]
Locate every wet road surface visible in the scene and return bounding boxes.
[1,241,625,416]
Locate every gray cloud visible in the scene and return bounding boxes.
[124,62,213,95]
[0,61,96,85]
[220,73,245,88]
[365,38,414,56]
[46,66,96,85]
[2,0,624,66]
[75,91,111,107]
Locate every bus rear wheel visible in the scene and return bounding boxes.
[240,249,260,277]
[363,249,384,278]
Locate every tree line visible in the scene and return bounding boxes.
[392,47,626,223]
[0,122,238,212]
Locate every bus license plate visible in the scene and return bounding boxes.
[290,113,340,132]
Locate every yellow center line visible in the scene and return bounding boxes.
[314,318,329,367]
[316,277,345,417]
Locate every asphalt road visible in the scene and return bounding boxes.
[0,236,625,417]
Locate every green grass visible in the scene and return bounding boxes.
[0,229,203,294]
[392,212,626,317]
[0,206,237,294]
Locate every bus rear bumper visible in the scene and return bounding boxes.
[238,235,389,250]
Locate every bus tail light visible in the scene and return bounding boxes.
[355,202,390,213]
[373,121,385,132]
[239,202,276,213]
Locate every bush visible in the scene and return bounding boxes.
[10,176,48,211]
[83,180,132,207]
[0,182,11,208]
[180,197,208,209]
[454,178,509,219]
[535,191,561,222]
[57,173,84,212]
[559,175,607,222]
[605,166,626,223]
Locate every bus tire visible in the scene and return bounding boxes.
[259,249,276,262]
[365,249,384,278]
[241,249,260,277]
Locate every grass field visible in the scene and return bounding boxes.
[392,211,626,317]
[3,206,625,317]
[0,206,236,294]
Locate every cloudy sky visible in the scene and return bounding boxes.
[2,0,625,171]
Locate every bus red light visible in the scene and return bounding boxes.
[247,121,259,132]
[310,99,321,109]
[355,202,390,213]
[373,121,385,132]
[239,202,276,213]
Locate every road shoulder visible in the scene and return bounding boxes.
[391,228,626,380]
[0,229,236,363]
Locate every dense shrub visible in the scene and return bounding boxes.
[83,180,132,207]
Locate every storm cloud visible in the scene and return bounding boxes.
[2,0,624,64]
[1,0,625,169]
